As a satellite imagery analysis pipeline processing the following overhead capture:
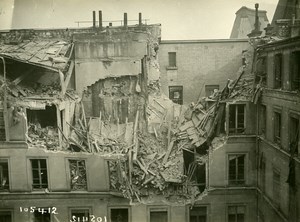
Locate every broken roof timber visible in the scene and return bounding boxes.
[0,40,74,72]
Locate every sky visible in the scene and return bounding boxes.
[0,0,279,40]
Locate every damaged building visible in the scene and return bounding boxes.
[0,1,300,222]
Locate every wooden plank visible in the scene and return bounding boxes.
[162,140,175,165]
[132,110,139,162]
[63,60,74,93]
[179,121,194,132]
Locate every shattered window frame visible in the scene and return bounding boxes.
[109,207,130,222]
[69,159,88,191]
[228,104,246,134]
[272,167,281,208]
[0,108,6,141]
[227,205,246,222]
[69,208,91,222]
[205,85,219,97]
[290,51,300,91]
[228,154,246,186]
[274,53,283,89]
[169,85,183,105]
[189,205,208,222]
[289,112,299,154]
[32,208,51,222]
[260,156,266,193]
[30,159,48,190]
[273,110,282,145]
[0,159,10,191]
[259,104,266,136]
[148,206,169,222]
[0,210,13,222]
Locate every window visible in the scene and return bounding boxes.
[0,160,9,191]
[289,115,299,154]
[190,206,207,222]
[256,57,267,85]
[228,154,245,185]
[273,168,281,207]
[110,208,129,222]
[229,104,245,134]
[291,51,300,91]
[31,159,48,189]
[259,105,266,136]
[0,108,5,141]
[168,52,176,67]
[228,206,245,222]
[260,155,266,192]
[205,85,219,97]
[0,211,12,222]
[149,208,168,222]
[69,160,87,190]
[274,111,281,144]
[169,86,183,105]
[274,54,283,89]
[70,209,90,222]
[33,210,51,222]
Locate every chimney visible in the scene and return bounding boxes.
[139,13,142,26]
[93,11,96,28]
[247,3,262,37]
[99,11,102,30]
[124,13,128,27]
[254,3,260,32]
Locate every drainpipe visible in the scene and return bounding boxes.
[0,56,9,142]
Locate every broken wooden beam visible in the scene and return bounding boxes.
[162,140,175,165]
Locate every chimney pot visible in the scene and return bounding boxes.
[139,13,142,25]
[124,13,128,27]
[99,11,103,30]
[93,11,96,28]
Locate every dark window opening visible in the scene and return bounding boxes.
[0,160,9,191]
[110,208,129,222]
[229,104,245,134]
[256,57,267,86]
[259,105,266,136]
[0,109,5,141]
[70,209,89,222]
[205,85,219,97]
[169,86,183,105]
[150,209,168,222]
[291,51,300,91]
[260,156,266,192]
[274,111,281,145]
[0,211,12,222]
[273,168,281,207]
[31,159,48,189]
[228,206,245,222]
[168,52,176,67]
[69,160,87,190]
[289,116,299,155]
[27,105,57,128]
[190,206,207,222]
[34,210,51,222]
[274,54,283,89]
[228,154,245,185]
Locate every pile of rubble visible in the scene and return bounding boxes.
[27,123,59,149]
